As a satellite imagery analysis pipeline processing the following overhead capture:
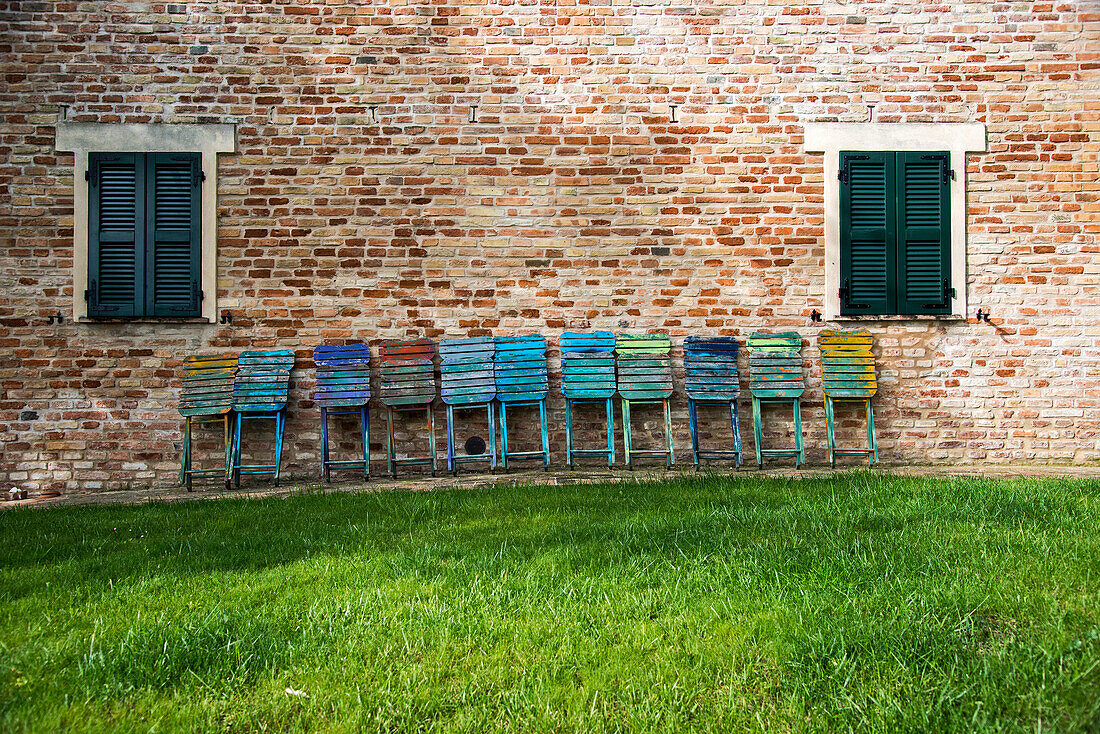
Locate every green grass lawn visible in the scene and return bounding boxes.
[1,473,1098,733]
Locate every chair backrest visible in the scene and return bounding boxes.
[818,329,877,398]
[313,344,371,409]
[615,333,673,400]
[232,349,295,412]
[439,337,496,406]
[746,332,804,399]
[179,354,238,417]
[378,339,436,407]
[494,335,549,403]
[560,331,616,399]
[683,336,740,401]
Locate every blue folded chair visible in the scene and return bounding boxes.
[313,343,372,481]
[231,349,294,485]
[684,336,743,468]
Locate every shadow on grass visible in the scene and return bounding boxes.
[0,473,1093,592]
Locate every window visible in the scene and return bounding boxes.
[87,152,202,318]
[839,151,952,316]
[56,122,236,322]
[803,122,986,320]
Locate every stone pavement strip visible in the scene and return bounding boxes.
[3,464,1098,512]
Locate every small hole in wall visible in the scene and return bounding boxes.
[464,435,487,455]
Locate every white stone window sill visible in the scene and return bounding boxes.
[830,314,967,322]
[77,317,214,325]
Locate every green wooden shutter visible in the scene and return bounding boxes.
[88,153,144,317]
[146,153,202,317]
[896,151,952,315]
[839,151,895,316]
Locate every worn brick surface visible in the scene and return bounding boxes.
[1,0,1098,491]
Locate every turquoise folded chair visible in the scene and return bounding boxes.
[231,349,294,485]
[494,335,550,471]
[560,331,616,468]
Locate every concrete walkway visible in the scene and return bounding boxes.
[3,463,1097,512]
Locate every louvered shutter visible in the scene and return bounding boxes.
[896,152,952,315]
[145,153,201,317]
[88,153,144,317]
[839,151,895,316]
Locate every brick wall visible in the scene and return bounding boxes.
[2,0,1098,491]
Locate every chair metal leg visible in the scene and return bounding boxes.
[621,399,633,470]
[223,414,233,488]
[273,409,286,485]
[321,407,331,482]
[427,404,437,477]
[565,399,574,468]
[362,405,371,480]
[752,396,764,468]
[793,398,805,468]
[539,398,550,469]
[731,400,743,468]
[663,398,674,468]
[605,397,615,467]
[232,412,243,487]
[688,398,699,468]
[498,402,509,471]
[181,416,191,489]
[824,395,836,468]
[867,399,878,466]
[446,403,456,475]
[386,407,396,478]
[488,401,498,471]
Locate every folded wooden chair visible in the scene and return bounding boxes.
[178,354,237,490]
[818,329,878,467]
[379,339,437,478]
[230,349,295,485]
[494,335,550,471]
[440,337,497,475]
[313,344,372,482]
[560,331,617,468]
[615,333,674,470]
[684,336,743,468]
[746,332,805,468]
